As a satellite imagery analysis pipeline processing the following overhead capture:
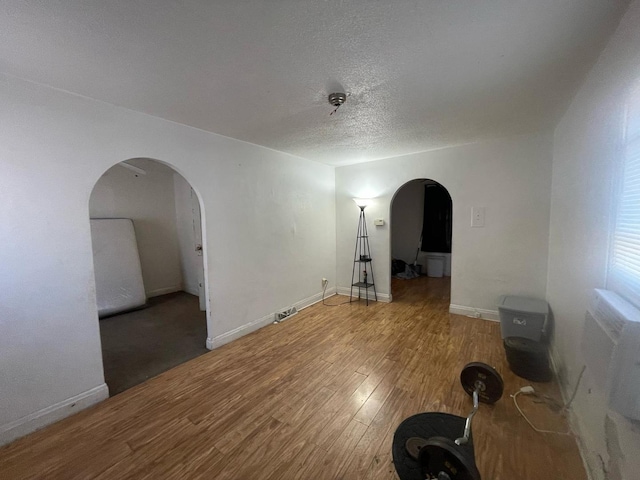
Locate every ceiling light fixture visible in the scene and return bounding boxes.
[328,92,348,115]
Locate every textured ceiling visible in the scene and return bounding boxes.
[0,1,631,165]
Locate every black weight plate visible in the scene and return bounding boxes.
[405,437,428,460]
[419,436,481,480]
[460,362,504,404]
[392,412,475,480]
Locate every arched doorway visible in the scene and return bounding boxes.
[89,158,210,396]
[390,178,452,298]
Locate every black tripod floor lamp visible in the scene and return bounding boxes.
[350,198,377,305]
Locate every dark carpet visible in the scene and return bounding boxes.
[99,291,208,396]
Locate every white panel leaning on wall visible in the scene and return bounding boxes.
[90,218,146,317]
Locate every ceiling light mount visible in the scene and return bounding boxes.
[328,92,349,115]
[328,92,347,107]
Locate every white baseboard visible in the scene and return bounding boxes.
[206,286,392,351]
[292,287,336,311]
[206,312,273,350]
[449,304,500,321]
[336,286,392,303]
[0,383,109,447]
[206,288,340,351]
[146,285,183,298]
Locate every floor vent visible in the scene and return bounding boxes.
[274,306,298,323]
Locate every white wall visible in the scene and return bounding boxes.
[547,1,640,478]
[0,75,336,445]
[90,158,183,297]
[174,173,202,296]
[391,180,424,263]
[335,132,553,313]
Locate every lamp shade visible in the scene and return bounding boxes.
[353,198,371,208]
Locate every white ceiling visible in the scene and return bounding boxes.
[0,1,630,166]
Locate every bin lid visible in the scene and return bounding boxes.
[498,295,549,315]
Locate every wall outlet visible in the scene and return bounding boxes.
[322,278,328,287]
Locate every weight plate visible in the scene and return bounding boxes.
[418,436,481,480]
[392,412,474,480]
[460,362,504,404]
[405,436,428,460]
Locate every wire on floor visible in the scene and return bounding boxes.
[321,280,351,306]
[511,388,572,435]
[563,365,586,412]
[510,365,586,436]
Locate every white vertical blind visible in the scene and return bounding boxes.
[610,86,640,308]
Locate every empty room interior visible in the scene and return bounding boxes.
[2,1,640,479]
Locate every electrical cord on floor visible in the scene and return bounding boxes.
[321,281,352,306]
[510,365,586,436]
[511,388,572,435]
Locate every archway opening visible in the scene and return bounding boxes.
[390,178,452,300]
[89,158,209,396]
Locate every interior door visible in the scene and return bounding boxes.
[191,189,206,311]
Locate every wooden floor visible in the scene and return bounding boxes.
[0,277,586,479]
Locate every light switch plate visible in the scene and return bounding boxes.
[374,218,385,226]
[471,207,485,227]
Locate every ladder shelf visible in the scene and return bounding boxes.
[350,206,377,305]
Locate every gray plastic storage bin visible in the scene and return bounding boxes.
[497,295,549,342]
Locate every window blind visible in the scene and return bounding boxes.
[610,89,640,308]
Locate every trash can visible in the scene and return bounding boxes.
[426,255,445,277]
[503,337,552,382]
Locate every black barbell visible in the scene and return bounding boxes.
[396,362,504,480]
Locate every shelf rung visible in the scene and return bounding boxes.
[352,282,374,287]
